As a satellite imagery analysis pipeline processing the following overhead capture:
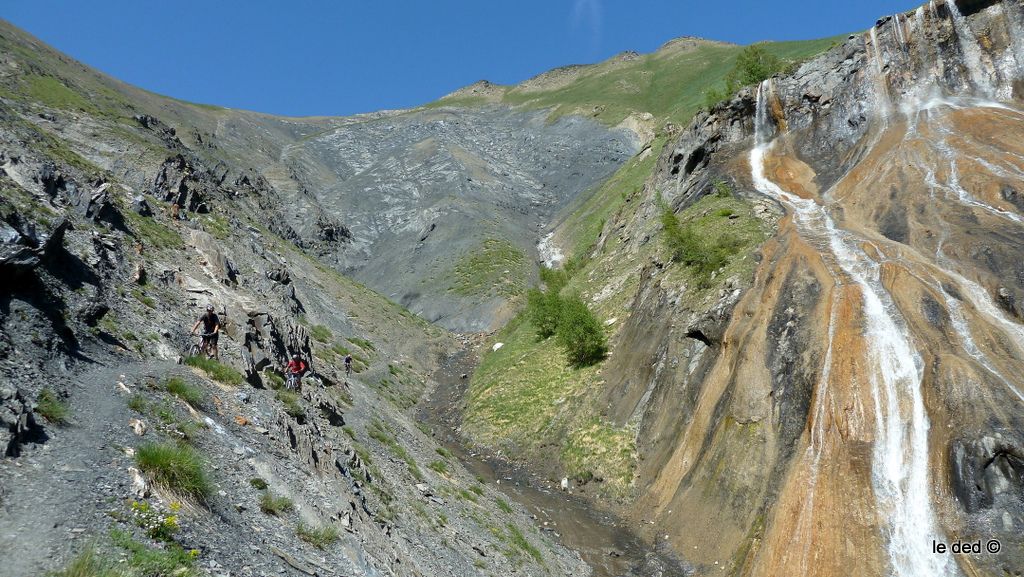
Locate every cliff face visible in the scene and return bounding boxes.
[585,0,1024,575]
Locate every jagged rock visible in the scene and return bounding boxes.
[130,195,153,216]
[191,229,238,285]
[242,312,287,381]
[0,218,69,278]
[265,266,290,284]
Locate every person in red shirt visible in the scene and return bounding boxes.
[286,353,307,389]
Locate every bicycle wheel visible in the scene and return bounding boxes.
[186,343,200,358]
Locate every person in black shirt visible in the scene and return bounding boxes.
[191,304,221,359]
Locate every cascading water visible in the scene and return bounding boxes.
[868,26,893,115]
[946,0,999,97]
[751,83,958,577]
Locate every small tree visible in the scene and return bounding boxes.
[556,295,607,367]
[526,287,561,339]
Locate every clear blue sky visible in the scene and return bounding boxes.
[4,1,920,117]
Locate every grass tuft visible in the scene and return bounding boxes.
[36,388,69,424]
[49,546,123,577]
[135,442,211,501]
[184,356,244,386]
[259,491,293,516]
[295,523,339,549]
[163,377,203,406]
[275,390,304,419]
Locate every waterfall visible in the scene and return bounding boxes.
[750,82,959,577]
[867,26,892,116]
[893,14,907,48]
[946,0,998,97]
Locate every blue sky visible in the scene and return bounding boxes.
[4,1,920,117]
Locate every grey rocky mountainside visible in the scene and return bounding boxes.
[0,18,612,577]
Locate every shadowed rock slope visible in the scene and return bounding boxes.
[465,1,1024,576]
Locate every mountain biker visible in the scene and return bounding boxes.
[344,354,353,376]
[190,305,220,359]
[287,353,307,388]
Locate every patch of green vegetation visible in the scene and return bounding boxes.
[263,370,285,390]
[449,238,529,298]
[525,268,607,367]
[562,420,636,489]
[135,442,211,501]
[127,394,147,413]
[435,446,452,459]
[368,419,423,481]
[347,336,375,352]
[432,36,842,126]
[259,492,293,516]
[458,489,478,503]
[469,485,484,496]
[659,191,766,289]
[184,356,244,386]
[49,546,123,577]
[109,529,199,577]
[557,137,666,262]
[36,388,68,424]
[22,74,96,112]
[703,44,787,108]
[275,390,304,419]
[249,477,268,490]
[428,460,449,475]
[123,210,184,251]
[162,377,203,406]
[200,214,231,240]
[495,497,513,514]
[310,324,333,343]
[506,524,543,563]
[295,523,339,549]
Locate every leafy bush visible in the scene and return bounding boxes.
[163,377,203,406]
[36,388,68,424]
[259,492,293,516]
[295,523,339,549]
[555,295,607,367]
[135,442,211,501]
[525,288,561,339]
[184,356,243,386]
[704,43,787,108]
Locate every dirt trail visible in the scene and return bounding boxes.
[0,351,175,576]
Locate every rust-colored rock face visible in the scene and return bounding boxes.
[615,1,1024,575]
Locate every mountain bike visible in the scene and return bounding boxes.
[186,332,216,359]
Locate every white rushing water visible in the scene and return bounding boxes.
[946,0,999,98]
[750,83,958,577]
[537,231,564,268]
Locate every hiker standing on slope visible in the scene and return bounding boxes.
[191,304,221,359]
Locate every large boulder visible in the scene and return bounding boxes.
[0,385,38,457]
[190,229,238,285]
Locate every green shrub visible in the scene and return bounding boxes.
[435,447,452,459]
[704,43,787,108]
[275,390,304,419]
[296,523,339,549]
[36,388,68,424]
[184,356,243,386]
[428,460,449,475]
[249,477,268,490]
[163,377,203,406]
[458,489,478,503]
[259,492,293,516]
[310,325,332,343]
[135,442,211,501]
[525,288,561,339]
[555,295,607,367]
[263,370,285,390]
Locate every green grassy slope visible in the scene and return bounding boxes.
[431,36,845,126]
